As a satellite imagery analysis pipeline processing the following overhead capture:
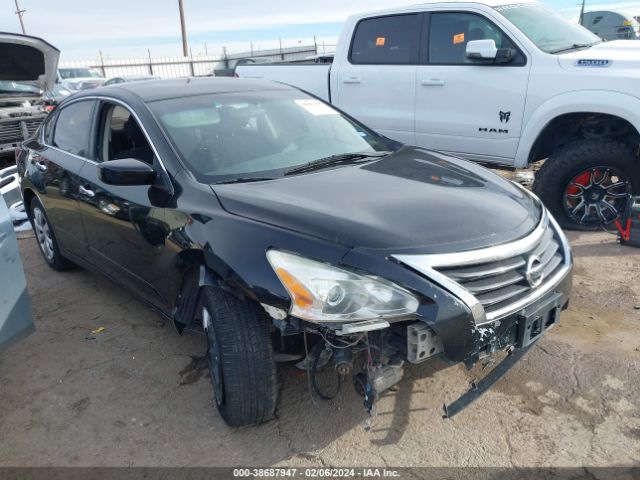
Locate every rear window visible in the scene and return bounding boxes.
[350,14,420,65]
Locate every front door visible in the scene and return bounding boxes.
[76,102,172,308]
[332,13,421,145]
[415,11,531,164]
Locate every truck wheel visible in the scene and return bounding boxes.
[201,286,278,427]
[30,198,74,271]
[533,139,639,230]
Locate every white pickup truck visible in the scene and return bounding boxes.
[238,0,640,229]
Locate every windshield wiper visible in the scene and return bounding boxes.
[213,176,275,185]
[284,151,390,176]
[549,42,599,54]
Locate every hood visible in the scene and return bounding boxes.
[558,41,640,71]
[212,147,542,253]
[0,32,60,91]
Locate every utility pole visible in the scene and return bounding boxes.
[14,0,26,34]
[578,0,586,25]
[178,0,188,57]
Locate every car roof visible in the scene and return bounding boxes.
[349,0,531,18]
[75,77,295,102]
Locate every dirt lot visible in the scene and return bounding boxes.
[0,230,639,468]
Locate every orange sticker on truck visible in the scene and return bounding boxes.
[453,33,465,44]
[375,37,386,46]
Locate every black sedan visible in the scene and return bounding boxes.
[17,78,572,426]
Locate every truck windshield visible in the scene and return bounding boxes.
[495,3,601,54]
[150,89,392,183]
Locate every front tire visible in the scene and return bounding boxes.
[201,287,278,427]
[533,139,639,230]
[30,198,74,271]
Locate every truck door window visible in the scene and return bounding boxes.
[428,12,524,65]
[350,14,420,65]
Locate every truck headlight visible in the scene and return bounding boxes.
[267,250,419,323]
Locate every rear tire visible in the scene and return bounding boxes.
[201,287,278,427]
[29,197,74,271]
[533,139,639,230]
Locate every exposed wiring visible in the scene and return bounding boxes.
[319,330,365,349]
[310,343,341,400]
[303,330,319,408]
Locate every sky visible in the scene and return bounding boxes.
[1,0,638,61]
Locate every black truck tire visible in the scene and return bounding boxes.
[30,197,75,271]
[201,286,278,427]
[533,139,639,230]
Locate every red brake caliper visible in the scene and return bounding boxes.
[567,170,592,196]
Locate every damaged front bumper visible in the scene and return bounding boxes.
[442,268,572,417]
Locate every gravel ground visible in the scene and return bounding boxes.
[0,230,639,468]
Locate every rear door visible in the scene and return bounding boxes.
[75,100,173,308]
[414,11,531,164]
[0,196,34,352]
[29,100,95,258]
[332,13,421,145]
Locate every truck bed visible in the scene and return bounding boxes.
[236,64,331,102]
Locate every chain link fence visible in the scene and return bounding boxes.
[59,44,336,79]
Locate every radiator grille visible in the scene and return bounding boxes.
[434,224,565,316]
[0,118,43,144]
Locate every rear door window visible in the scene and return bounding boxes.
[350,14,421,65]
[52,100,95,157]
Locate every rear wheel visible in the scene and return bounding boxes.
[201,286,278,427]
[533,139,639,230]
[30,198,74,270]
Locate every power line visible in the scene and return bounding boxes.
[14,0,26,34]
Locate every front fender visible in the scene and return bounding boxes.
[515,90,640,168]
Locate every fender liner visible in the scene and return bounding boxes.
[172,265,218,334]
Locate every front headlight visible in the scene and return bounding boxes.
[267,250,419,323]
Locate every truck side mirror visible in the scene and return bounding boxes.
[466,39,498,60]
[466,39,515,64]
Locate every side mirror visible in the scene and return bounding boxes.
[466,39,515,64]
[98,158,156,186]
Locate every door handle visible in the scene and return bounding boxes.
[343,76,361,84]
[34,161,47,172]
[421,78,446,86]
[79,185,95,198]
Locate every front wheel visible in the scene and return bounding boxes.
[533,139,639,230]
[201,286,278,427]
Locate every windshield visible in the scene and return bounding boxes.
[495,3,602,53]
[59,68,99,79]
[150,89,392,182]
[0,80,41,95]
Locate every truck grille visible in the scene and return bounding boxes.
[434,225,564,316]
[0,118,43,145]
[392,208,572,324]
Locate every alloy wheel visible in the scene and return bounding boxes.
[563,166,631,226]
[33,207,55,261]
